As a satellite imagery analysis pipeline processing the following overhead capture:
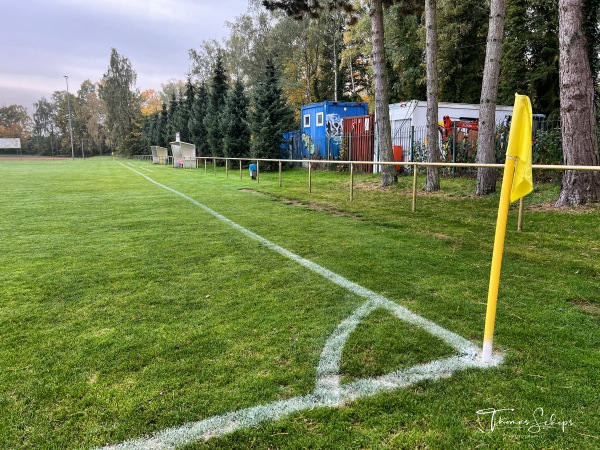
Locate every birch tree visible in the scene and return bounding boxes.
[99,48,140,152]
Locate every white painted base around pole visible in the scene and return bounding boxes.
[482,340,493,363]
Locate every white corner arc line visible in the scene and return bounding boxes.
[100,163,503,450]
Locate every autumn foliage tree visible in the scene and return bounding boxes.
[0,104,31,140]
[140,89,162,116]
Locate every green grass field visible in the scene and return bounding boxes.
[0,157,598,449]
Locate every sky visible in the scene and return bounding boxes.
[0,0,251,114]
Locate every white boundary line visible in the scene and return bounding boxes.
[100,163,503,450]
[127,162,155,172]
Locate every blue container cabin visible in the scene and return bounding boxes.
[300,101,368,159]
[282,131,302,160]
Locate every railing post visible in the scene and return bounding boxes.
[257,161,260,183]
[213,158,216,176]
[204,158,207,174]
[518,198,524,232]
[412,164,418,212]
[309,161,312,194]
[350,162,354,202]
[349,132,353,161]
[452,122,457,177]
[410,126,415,163]
[240,159,243,180]
[279,161,282,187]
[226,159,228,178]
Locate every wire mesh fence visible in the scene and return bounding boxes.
[134,118,575,181]
[392,119,565,180]
[280,119,566,179]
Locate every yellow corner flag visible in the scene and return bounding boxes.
[482,94,533,363]
[507,94,533,203]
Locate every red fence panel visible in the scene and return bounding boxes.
[343,115,375,173]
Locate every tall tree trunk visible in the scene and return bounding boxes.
[370,0,396,187]
[333,30,338,102]
[556,0,600,206]
[425,0,440,192]
[476,0,506,196]
[304,46,312,103]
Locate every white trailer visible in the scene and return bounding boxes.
[373,100,516,171]
[389,100,514,150]
[389,100,514,130]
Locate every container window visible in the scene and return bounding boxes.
[316,112,324,127]
[303,114,310,128]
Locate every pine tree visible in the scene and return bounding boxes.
[476,0,507,196]
[436,0,488,103]
[122,116,145,157]
[203,53,229,158]
[143,112,157,148]
[555,0,600,205]
[166,93,179,142]
[189,83,209,156]
[177,78,195,143]
[223,79,251,159]
[498,0,529,105]
[386,5,425,102]
[249,58,295,170]
[157,102,168,147]
[499,0,559,117]
[425,0,440,192]
[173,92,186,142]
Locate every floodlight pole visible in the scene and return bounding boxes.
[64,75,75,160]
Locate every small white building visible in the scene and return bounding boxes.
[389,100,514,131]
[373,100,516,172]
[390,100,513,127]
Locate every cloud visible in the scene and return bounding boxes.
[1,0,251,113]
[0,75,53,96]
[55,0,243,25]
[0,75,61,112]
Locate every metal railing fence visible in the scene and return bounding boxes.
[130,153,599,231]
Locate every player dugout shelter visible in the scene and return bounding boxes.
[150,146,168,164]
[170,141,197,168]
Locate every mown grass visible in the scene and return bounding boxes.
[0,157,598,449]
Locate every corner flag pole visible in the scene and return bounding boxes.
[481,155,516,362]
[482,94,533,363]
